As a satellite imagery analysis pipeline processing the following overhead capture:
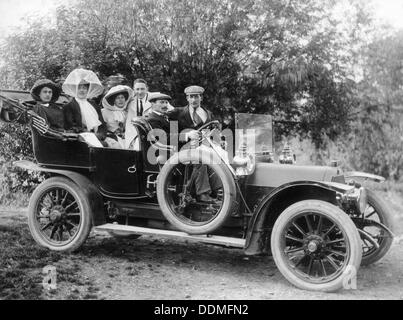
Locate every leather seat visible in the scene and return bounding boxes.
[131,118,175,165]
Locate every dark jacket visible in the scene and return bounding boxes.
[167,105,214,145]
[145,111,171,145]
[33,102,65,131]
[168,106,213,131]
[63,98,107,139]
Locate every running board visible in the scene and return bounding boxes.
[94,224,246,248]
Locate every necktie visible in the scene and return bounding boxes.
[192,108,203,126]
[138,99,144,116]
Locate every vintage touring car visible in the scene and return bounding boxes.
[0,90,395,292]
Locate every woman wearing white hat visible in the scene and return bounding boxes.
[101,85,134,148]
[62,68,107,141]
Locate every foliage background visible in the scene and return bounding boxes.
[1,0,403,205]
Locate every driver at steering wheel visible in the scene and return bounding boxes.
[168,85,222,203]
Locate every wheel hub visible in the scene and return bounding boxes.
[49,205,66,223]
[307,241,319,253]
[50,210,62,222]
[305,235,324,254]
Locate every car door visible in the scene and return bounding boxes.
[92,147,142,198]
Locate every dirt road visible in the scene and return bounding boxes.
[1,209,402,300]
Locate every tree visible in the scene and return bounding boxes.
[1,0,370,137]
[0,0,381,188]
[341,29,403,180]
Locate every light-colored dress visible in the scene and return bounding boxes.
[101,85,134,149]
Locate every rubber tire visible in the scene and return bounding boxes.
[28,176,92,252]
[157,148,236,235]
[271,200,362,292]
[360,189,394,266]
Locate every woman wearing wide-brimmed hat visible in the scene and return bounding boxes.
[31,79,64,130]
[101,85,133,148]
[62,68,107,140]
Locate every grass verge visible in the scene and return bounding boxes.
[0,217,90,300]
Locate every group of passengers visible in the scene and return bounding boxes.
[30,68,220,202]
[30,68,207,149]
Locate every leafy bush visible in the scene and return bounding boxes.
[0,122,42,206]
[0,162,45,207]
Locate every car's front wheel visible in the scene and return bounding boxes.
[271,200,362,292]
[27,176,92,252]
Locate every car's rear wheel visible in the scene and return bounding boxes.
[271,200,362,292]
[157,148,236,235]
[353,189,394,266]
[28,176,92,252]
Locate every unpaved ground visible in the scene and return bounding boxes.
[1,208,403,300]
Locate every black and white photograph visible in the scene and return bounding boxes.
[0,0,402,303]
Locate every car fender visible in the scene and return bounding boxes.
[344,171,385,183]
[244,180,355,255]
[13,160,106,226]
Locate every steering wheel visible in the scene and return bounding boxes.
[196,120,220,132]
[193,120,220,145]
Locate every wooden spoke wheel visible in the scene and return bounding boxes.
[271,200,362,292]
[28,177,92,252]
[157,149,236,235]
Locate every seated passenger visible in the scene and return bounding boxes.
[30,79,64,131]
[62,68,107,142]
[144,92,174,164]
[145,92,172,135]
[125,78,174,149]
[168,85,222,202]
[101,85,133,149]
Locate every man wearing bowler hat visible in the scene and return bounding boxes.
[169,85,222,203]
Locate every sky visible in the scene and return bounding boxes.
[1,0,403,38]
[373,0,403,29]
[0,0,62,38]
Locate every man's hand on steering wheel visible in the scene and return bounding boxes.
[186,121,222,147]
[196,120,221,144]
[187,130,201,141]
[197,120,221,132]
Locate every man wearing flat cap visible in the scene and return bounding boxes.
[143,92,175,165]
[125,79,175,149]
[168,85,221,203]
[127,78,175,118]
[167,85,216,146]
[145,92,172,136]
[176,85,213,132]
